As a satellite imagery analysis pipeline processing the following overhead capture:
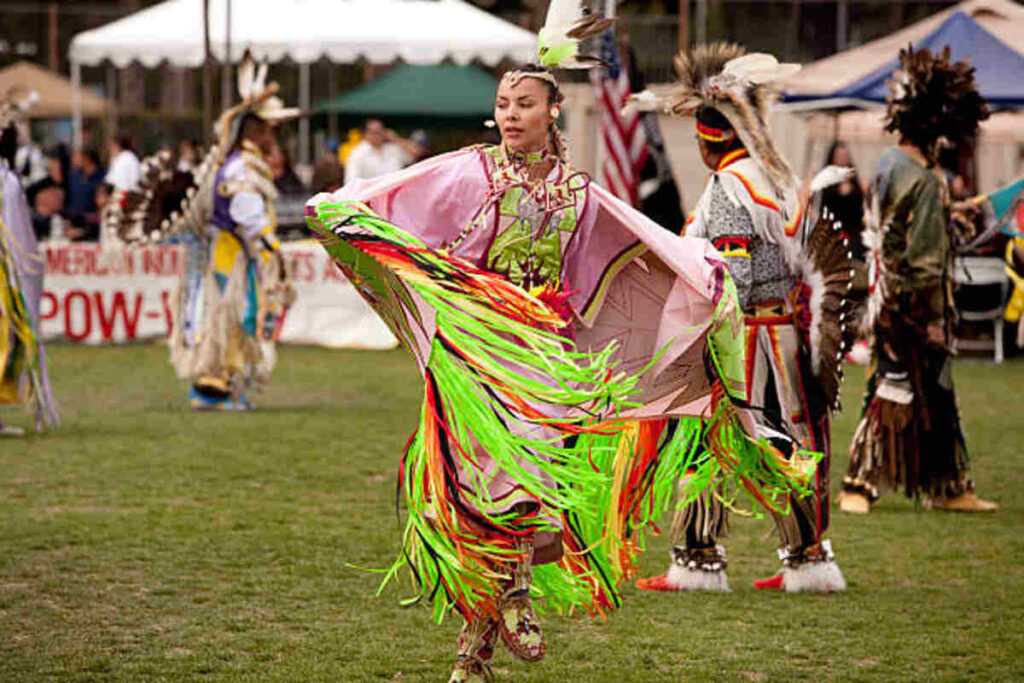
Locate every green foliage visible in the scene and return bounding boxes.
[1,346,1022,681]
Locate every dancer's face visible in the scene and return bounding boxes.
[495,77,556,154]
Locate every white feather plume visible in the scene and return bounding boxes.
[254,62,268,96]
[237,52,256,101]
[810,165,855,194]
[710,53,801,92]
[624,90,663,114]
[543,0,580,30]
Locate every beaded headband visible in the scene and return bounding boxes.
[501,69,560,91]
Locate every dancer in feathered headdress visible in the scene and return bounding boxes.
[839,46,997,514]
[305,12,818,682]
[0,87,58,435]
[633,43,857,594]
[105,50,298,411]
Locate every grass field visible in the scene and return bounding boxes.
[2,345,1023,682]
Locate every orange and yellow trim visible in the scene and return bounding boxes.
[716,149,748,171]
[723,169,780,214]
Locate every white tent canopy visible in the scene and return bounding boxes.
[68,0,537,153]
[69,0,537,68]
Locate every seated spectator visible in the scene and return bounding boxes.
[66,148,105,241]
[310,144,344,194]
[26,145,68,241]
[267,143,307,197]
[177,139,200,173]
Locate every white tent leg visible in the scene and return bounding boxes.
[299,61,310,166]
[71,59,83,150]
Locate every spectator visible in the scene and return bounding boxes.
[338,128,362,165]
[311,140,344,194]
[409,129,432,164]
[13,121,45,186]
[177,139,200,173]
[95,183,111,220]
[105,134,142,192]
[65,148,105,241]
[344,118,418,181]
[26,145,68,241]
[267,143,307,197]
[820,141,866,261]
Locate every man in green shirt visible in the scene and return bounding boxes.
[840,46,997,514]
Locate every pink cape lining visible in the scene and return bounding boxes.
[306,148,742,419]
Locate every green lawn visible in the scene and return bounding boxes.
[2,345,1022,682]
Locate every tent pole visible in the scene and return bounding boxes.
[326,62,338,143]
[678,0,689,51]
[71,59,83,151]
[203,0,213,139]
[836,0,849,52]
[299,61,311,166]
[221,0,232,110]
[106,62,118,139]
[696,0,707,44]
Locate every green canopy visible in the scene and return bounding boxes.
[315,64,498,118]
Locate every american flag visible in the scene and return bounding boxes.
[590,30,648,207]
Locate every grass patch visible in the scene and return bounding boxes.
[2,345,1022,681]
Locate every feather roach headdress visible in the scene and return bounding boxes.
[885,45,989,164]
[216,49,301,154]
[630,43,800,194]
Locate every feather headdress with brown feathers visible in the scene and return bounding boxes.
[799,167,865,411]
[885,45,989,164]
[629,43,800,194]
[102,150,202,244]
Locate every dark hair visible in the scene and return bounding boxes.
[237,113,269,148]
[825,141,844,166]
[0,124,16,168]
[696,105,743,155]
[113,134,135,153]
[46,143,70,188]
[824,141,863,193]
[885,46,988,162]
[82,148,102,169]
[512,64,564,106]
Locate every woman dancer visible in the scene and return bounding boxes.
[306,50,816,679]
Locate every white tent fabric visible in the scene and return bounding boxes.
[69,0,537,68]
[68,0,535,156]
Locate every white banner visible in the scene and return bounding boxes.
[39,241,397,349]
